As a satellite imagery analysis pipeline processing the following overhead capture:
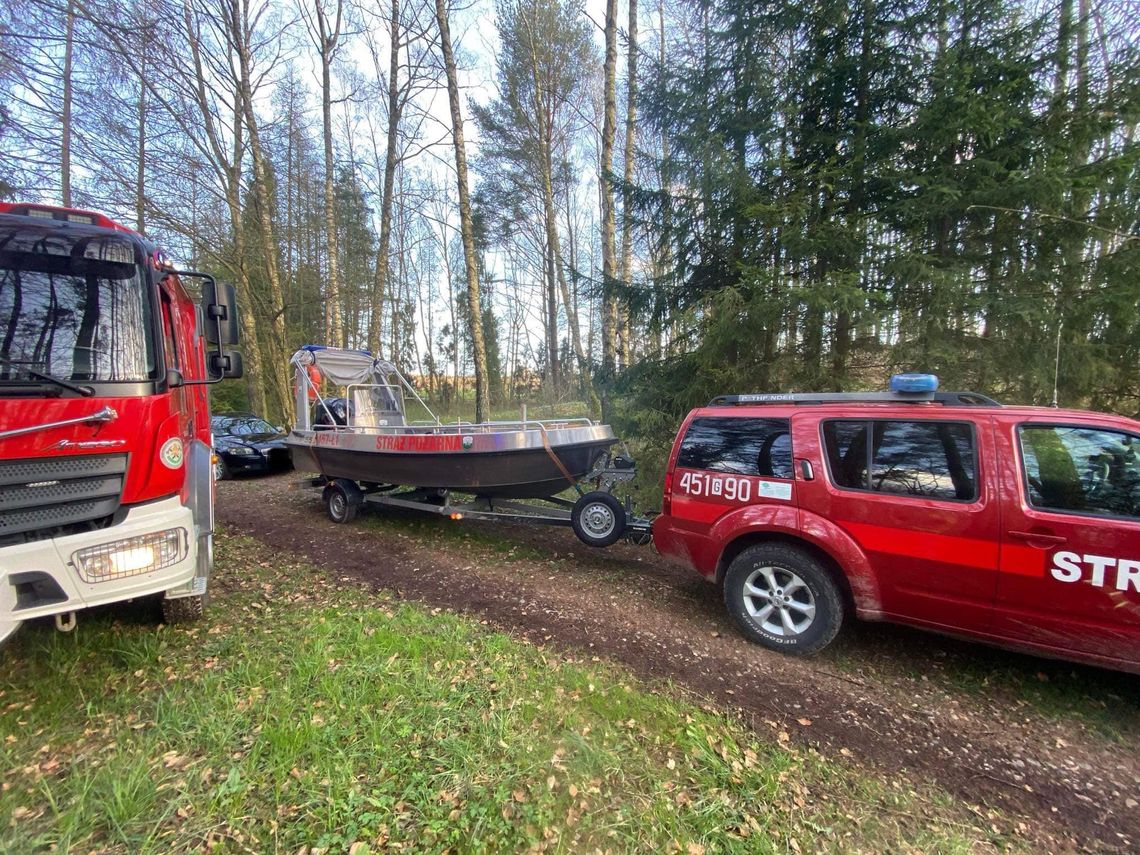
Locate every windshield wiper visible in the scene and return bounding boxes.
[0,356,94,397]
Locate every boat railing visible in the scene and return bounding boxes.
[424,418,597,434]
[336,417,596,435]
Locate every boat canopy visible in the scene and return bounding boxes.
[290,345,396,386]
[290,346,435,431]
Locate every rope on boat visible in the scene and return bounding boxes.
[539,423,580,493]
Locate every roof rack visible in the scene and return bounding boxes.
[706,391,1003,408]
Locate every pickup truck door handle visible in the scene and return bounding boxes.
[1007,530,1067,547]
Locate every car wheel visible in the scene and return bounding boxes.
[324,479,362,524]
[215,457,231,481]
[723,543,843,655]
[571,491,626,547]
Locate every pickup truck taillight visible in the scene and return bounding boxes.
[663,470,673,515]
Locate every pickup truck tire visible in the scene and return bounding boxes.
[724,543,843,655]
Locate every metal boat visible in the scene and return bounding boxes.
[284,346,618,498]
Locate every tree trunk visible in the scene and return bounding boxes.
[135,49,146,232]
[599,0,619,381]
[370,0,403,355]
[61,0,75,206]
[435,0,490,422]
[313,0,344,347]
[619,0,637,369]
[226,104,268,418]
[234,0,291,424]
[544,233,559,388]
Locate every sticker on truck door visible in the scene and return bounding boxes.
[676,471,792,503]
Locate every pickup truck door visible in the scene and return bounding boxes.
[810,415,1001,631]
[995,420,1140,667]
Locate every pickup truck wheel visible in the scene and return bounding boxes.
[162,595,205,624]
[571,491,626,547]
[324,480,362,524]
[724,543,843,655]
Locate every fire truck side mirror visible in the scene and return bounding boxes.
[209,350,244,380]
[201,280,240,347]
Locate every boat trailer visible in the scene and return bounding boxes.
[302,452,654,548]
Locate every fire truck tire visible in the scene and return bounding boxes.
[723,543,843,656]
[162,594,205,624]
[571,491,626,547]
[325,480,362,524]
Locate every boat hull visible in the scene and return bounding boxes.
[286,425,618,498]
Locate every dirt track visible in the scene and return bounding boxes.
[219,474,1140,851]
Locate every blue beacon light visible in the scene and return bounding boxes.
[890,373,939,394]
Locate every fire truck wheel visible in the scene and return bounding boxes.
[324,480,362,524]
[723,543,843,655]
[571,491,626,547]
[162,594,205,624]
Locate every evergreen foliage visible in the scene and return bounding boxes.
[622,0,1139,441]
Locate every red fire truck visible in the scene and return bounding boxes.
[0,202,242,642]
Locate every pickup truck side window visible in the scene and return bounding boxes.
[822,420,868,488]
[677,417,792,478]
[822,420,978,501]
[1019,425,1140,520]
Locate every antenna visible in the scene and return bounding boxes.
[1051,321,1063,408]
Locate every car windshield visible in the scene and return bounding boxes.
[214,416,277,436]
[0,225,157,388]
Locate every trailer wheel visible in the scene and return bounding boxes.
[572,491,626,547]
[324,479,362,524]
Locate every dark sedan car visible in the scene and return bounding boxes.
[211,413,294,479]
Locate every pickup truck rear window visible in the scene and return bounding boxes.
[1019,425,1140,520]
[822,420,977,501]
[677,417,792,478]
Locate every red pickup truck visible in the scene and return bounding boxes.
[652,375,1140,673]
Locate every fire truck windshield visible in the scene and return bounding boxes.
[0,226,158,391]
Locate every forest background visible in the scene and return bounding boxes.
[2,0,1138,485]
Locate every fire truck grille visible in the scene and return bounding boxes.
[0,454,128,544]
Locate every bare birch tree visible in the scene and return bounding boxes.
[599,0,619,382]
[618,0,637,368]
[301,0,346,347]
[434,0,490,421]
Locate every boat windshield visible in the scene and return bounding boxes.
[0,226,158,392]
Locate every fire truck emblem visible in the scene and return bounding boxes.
[160,438,185,469]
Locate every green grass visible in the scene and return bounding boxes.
[0,533,1016,853]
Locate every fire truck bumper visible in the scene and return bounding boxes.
[0,495,199,643]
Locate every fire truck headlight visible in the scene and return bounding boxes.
[72,529,188,583]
